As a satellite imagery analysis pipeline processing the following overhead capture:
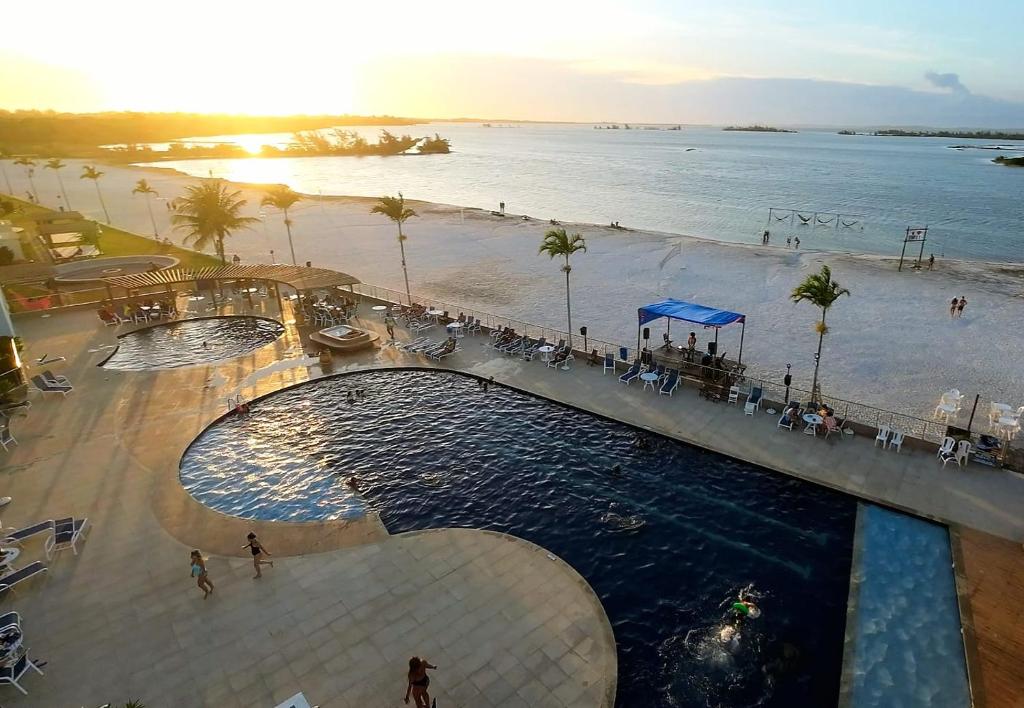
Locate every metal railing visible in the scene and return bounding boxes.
[353,281,954,443]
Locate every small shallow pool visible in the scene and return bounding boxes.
[101,316,284,370]
[181,369,856,706]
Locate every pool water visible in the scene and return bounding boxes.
[101,316,284,370]
[846,505,970,707]
[181,369,857,706]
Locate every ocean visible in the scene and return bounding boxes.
[155,122,1024,262]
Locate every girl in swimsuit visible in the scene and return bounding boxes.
[243,532,274,579]
[190,550,214,598]
[405,656,437,707]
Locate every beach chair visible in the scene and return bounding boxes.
[50,517,89,557]
[0,562,47,596]
[887,430,904,453]
[954,439,971,467]
[936,436,955,458]
[0,419,16,452]
[744,387,762,416]
[874,425,890,448]
[2,520,53,549]
[618,361,642,385]
[0,648,45,695]
[30,376,72,397]
[659,369,679,396]
[41,370,70,386]
[727,386,740,405]
[603,353,615,375]
[777,412,795,431]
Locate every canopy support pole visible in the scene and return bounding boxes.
[636,320,641,357]
[714,327,719,355]
[738,320,745,365]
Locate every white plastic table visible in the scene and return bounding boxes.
[427,309,444,322]
[538,345,555,362]
[372,305,388,318]
[803,413,823,436]
[640,372,660,391]
[446,321,464,338]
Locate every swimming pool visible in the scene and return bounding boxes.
[181,369,857,706]
[100,316,284,370]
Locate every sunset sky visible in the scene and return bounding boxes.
[2,0,1022,124]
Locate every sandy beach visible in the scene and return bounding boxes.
[8,159,1024,418]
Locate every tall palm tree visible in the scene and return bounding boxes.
[80,165,110,222]
[791,264,851,402]
[0,148,13,194]
[13,157,36,201]
[171,180,259,264]
[44,158,71,209]
[370,193,418,302]
[132,178,160,236]
[539,228,587,348]
[260,185,303,265]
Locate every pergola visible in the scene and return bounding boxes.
[102,264,361,321]
[637,298,747,364]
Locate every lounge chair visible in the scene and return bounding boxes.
[30,376,72,397]
[603,353,615,375]
[525,337,547,359]
[777,412,795,431]
[41,370,70,386]
[744,387,762,416]
[431,346,460,361]
[547,350,569,369]
[0,420,16,451]
[2,520,53,548]
[51,517,89,557]
[0,561,47,596]
[659,369,679,396]
[0,648,45,695]
[618,361,642,384]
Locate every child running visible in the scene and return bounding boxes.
[190,550,214,598]
[243,532,274,579]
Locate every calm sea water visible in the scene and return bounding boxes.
[159,123,1024,262]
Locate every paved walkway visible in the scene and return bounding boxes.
[0,305,616,707]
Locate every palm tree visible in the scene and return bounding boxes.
[80,165,110,222]
[791,264,851,402]
[260,185,303,265]
[44,158,71,209]
[370,193,418,302]
[0,148,13,194]
[539,228,587,348]
[171,180,259,264]
[132,178,160,237]
[13,157,36,201]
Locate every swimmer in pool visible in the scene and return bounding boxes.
[719,625,740,653]
[345,476,360,491]
[610,464,623,476]
[733,598,761,619]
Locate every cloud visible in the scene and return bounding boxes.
[925,71,970,96]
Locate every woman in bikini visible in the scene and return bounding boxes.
[190,550,214,598]
[243,532,274,579]
[405,656,437,707]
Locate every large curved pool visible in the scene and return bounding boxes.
[181,369,856,707]
[101,316,284,370]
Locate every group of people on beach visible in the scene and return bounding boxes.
[950,296,967,318]
[760,230,801,248]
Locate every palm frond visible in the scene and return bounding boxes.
[261,185,302,211]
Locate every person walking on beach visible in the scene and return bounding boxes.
[786,236,791,248]
[384,313,396,341]
[794,237,800,249]
[949,297,958,318]
[928,254,935,270]
[405,656,437,707]
[957,296,967,318]
[190,550,214,598]
[243,532,273,579]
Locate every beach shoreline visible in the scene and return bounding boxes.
[7,158,1024,417]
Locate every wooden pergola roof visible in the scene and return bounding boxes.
[102,264,360,292]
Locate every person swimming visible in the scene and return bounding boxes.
[345,476,360,490]
[732,598,761,619]
[610,463,623,476]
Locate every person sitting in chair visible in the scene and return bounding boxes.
[780,402,801,427]
[823,410,839,434]
[663,332,672,350]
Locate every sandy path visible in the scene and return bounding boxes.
[9,159,1024,417]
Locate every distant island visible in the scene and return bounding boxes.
[873,129,1024,140]
[723,125,797,133]
[837,130,860,135]
[994,156,1024,166]
[0,110,427,159]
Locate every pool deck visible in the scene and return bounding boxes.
[3,301,1024,706]
[952,527,1024,708]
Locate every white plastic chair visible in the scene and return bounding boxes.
[873,425,890,447]
[954,439,971,467]
[728,386,739,405]
[936,436,955,458]
[887,430,904,453]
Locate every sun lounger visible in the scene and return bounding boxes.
[0,648,45,695]
[41,370,70,386]
[2,520,53,547]
[431,346,460,361]
[744,387,763,415]
[0,420,16,451]
[0,561,47,596]
[30,376,72,397]
[659,369,679,395]
[618,361,642,384]
[51,517,89,557]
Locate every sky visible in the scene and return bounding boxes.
[2,0,1023,126]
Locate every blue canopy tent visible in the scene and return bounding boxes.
[637,298,747,364]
